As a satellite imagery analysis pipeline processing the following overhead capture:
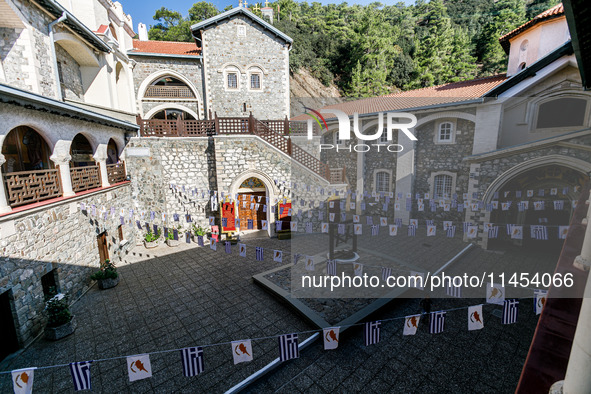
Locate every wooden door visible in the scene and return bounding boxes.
[97,232,109,264]
[238,192,266,229]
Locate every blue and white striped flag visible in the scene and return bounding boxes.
[371,225,379,236]
[382,267,392,281]
[430,311,446,334]
[425,220,434,226]
[247,219,254,230]
[180,347,204,377]
[306,222,313,233]
[446,226,456,238]
[70,361,92,391]
[222,217,227,227]
[255,247,264,261]
[276,221,283,232]
[407,225,416,237]
[278,334,299,361]
[502,299,519,324]
[554,200,564,210]
[366,216,373,225]
[338,224,345,235]
[364,321,381,346]
[463,222,472,233]
[446,281,462,298]
[197,235,204,246]
[488,226,499,239]
[327,260,337,276]
[395,218,402,227]
[225,241,232,254]
[531,225,548,240]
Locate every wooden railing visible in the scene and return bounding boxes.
[107,163,126,184]
[71,166,101,193]
[144,85,195,99]
[329,167,346,183]
[138,114,340,183]
[4,169,62,207]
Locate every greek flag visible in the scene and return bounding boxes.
[430,311,446,334]
[341,212,347,222]
[371,225,379,236]
[502,299,519,324]
[136,220,142,230]
[327,260,337,276]
[462,222,472,233]
[222,217,227,227]
[70,361,92,391]
[406,198,412,211]
[247,219,254,230]
[446,281,462,298]
[531,225,548,240]
[426,220,434,226]
[255,247,264,261]
[554,200,564,210]
[395,218,402,227]
[225,241,231,254]
[488,226,499,239]
[516,190,522,198]
[180,347,204,377]
[306,222,313,233]
[446,226,456,238]
[173,213,179,222]
[338,224,345,235]
[407,225,416,237]
[364,321,381,346]
[381,267,392,281]
[278,334,299,361]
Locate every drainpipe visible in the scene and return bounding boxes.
[49,12,67,101]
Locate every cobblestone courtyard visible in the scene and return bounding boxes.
[0,232,560,393]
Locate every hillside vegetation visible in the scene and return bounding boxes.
[148,0,560,97]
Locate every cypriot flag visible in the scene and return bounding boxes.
[389,225,398,236]
[305,256,315,271]
[290,222,298,232]
[468,305,484,331]
[534,290,547,315]
[354,224,362,235]
[261,220,268,230]
[353,263,363,277]
[321,223,328,233]
[12,368,35,394]
[380,217,388,226]
[427,225,436,237]
[273,250,283,263]
[127,354,152,382]
[323,327,340,350]
[403,315,420,336]
[232,340,253,364]
[486,282,505,305]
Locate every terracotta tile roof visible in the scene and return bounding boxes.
[499,3,565,52]
[291,74,508,120]
[130,39,202,57]
[94,24,108,34]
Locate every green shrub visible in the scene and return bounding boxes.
[90,259,118,280]
[144,228,161,242]
[45,293,72,327]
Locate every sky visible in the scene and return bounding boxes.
[122,0,414,30]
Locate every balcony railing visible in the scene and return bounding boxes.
[3,169,62,207]
[71,166,101,193]
[329,167,346,184]
[107,163,126,184]
[144,86,195,99]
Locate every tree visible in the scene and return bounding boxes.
[188,2,220,23]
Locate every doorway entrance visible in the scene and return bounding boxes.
[97,232,109,264]
[0,290,19,361]
[237,177,268,231]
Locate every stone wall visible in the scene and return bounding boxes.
[55,44,84,102]
[130,56,204,119]
[0,184,134,347]
[203,14,289,119]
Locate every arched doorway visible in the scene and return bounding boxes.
[70,134,94,167]
[237,177,267,231]
[1,126,52,172]
[150,108,196,121]
[489,164,588,250]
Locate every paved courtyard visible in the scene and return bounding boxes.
[0,231,560,393]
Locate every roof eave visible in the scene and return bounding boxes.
[484,41,574,98]
[0,83,139,131]
[33,0,111,53]
[127,51,202,60]
[563,0,591,89]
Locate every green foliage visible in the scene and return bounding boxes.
[90,259,118,281]
[45,293,72,328]
[147,0,536,94]
[144,228,161,242]
[192,224,206,236]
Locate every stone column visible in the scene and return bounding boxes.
[93,144,110,188]
[50,140,75,197]
[0,155,13,214]
[394,128,416,225]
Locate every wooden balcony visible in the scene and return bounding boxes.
[144,85,195,99]
[71,166,101,193]
[107,163,126,184]
[3,169,62,207]
[329,167,346,184]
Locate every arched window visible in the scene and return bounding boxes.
[375,171,390,193]
[437,122,453,143]
[434,174,453,197]
[107,139,118,165]
[518,62,527,71]
[536,97,588,129]
[378,128,389,144]
[144,76,196,99]
[70,134,94,168]
[150,109,196,121]
[1,126,52,173]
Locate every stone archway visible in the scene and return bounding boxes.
[229,170,279,237]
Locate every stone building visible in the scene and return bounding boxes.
[294,3,591,249]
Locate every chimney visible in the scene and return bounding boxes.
[138,23,148,41]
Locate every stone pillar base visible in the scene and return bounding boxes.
[574,255,591,271]
[0,205,12,214]
[549,380,563,394]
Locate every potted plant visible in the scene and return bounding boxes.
[90,259,119,289]
[44,292,76,340]
[192,224,206,244]
[144,228,161,249]
[165,226,182,247]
